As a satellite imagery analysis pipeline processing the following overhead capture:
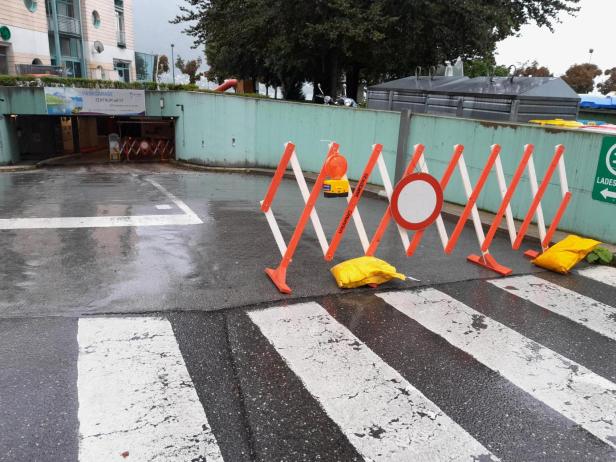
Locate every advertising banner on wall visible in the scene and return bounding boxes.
[44,87,146,116]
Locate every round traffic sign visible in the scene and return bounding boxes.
[391,173,443,230]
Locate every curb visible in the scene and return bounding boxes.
[0,154,82,172]
[0,164,38,172]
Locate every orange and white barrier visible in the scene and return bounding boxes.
[261,140,571,294]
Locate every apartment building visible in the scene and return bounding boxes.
[0,0,136,81]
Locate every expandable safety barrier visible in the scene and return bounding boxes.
[120,137,175,161]
[261,141,571,294]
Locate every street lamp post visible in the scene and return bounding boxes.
[171,44,175,84]
[589,48,594,63]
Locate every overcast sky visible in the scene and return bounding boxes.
[496,0,613,76]
[134,0,613,78]
[133,0,201,63]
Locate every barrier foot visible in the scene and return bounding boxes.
[524,249,541,259]
[265,266,292,294]
[467,253,513,276]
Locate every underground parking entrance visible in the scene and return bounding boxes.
[14,115,176,164]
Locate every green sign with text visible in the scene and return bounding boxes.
[593,136,616,204]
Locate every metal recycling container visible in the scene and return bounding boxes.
[367,76,580,123]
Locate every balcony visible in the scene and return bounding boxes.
[117,30,126,48]
[47,14,81,36]
[16,64,65,77]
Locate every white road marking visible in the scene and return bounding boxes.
[490,275,616,342]
[378,289,616,449]
[577,265,616,288]
[0,214,201,229]
[0,177,202,229]
[155,204,172,210]
[248,302,497,462]
[77,317,223,462]
[145,178,202,223]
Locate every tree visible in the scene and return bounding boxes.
[515,60,552,77]
[562,63,602,94]
[598,68,616,95]
[157,55,170,78]
[174,0,580,101]
[464,57,510,78]
[175,55,203,84]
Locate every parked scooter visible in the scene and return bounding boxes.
[315,83,357,108]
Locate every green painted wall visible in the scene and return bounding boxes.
[405,115,612,243]
[0,87,613,242]
[0,116,19,164]
[148,91,400,181]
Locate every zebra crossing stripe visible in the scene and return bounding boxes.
[248,302,498,462]
[378,289,616,449]
[577,265,616,288]
[77,317,224,462]
[489,275,616,342]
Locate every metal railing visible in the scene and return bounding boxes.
[16,64,65,76]
[47,14,81,35]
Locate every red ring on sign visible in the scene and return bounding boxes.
[390,172,443,231]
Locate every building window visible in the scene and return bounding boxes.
[64,60,82,78]
[114,60,130,83]
[24,0,38,12]
[0,47,8,75]
[56,0,75,18]
[115,10,126,47]
[92,10,101,28]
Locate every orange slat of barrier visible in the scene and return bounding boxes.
[261,142,296,213]
[542,191,572,249]
[513,144,566,250]
[481,144,535,253]
[365,144,426,257]
[325,144,383,261]
[444,144,502,255]
[406,144,465,256]
[265,143,339,294]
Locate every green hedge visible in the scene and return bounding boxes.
[0,75,198,91]
[0,75,270,99]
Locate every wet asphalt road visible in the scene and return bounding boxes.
[0,164,545,318]
[1,165,615,461]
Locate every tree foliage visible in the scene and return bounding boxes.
[157,55,170,77]
[561,63,602,94]
[515,60,552,77]
[598,68,616,96]
[175,55,204,84]
[173,0,580,100]
[464,57,510,78]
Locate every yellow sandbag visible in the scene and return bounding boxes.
[330,256,405,289]
[532,235,601,274]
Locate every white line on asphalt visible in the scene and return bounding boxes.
[77,317,223,462]
[248,302,497,462]
[0,177,202,229]
[378,289,616,449]
[144,178,202,223]
[155,204,172,210]
[0,214,201,229]
[577,265,616,288]
[490,275,616,342]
